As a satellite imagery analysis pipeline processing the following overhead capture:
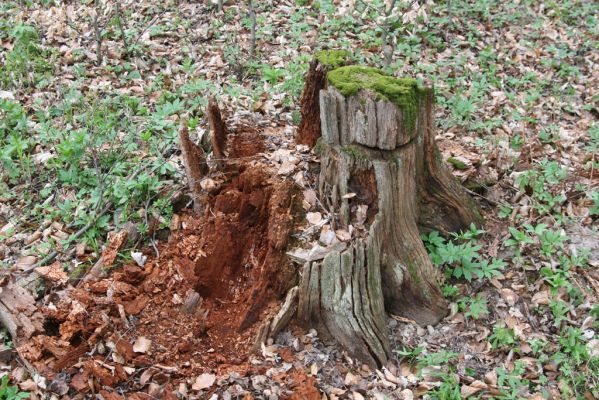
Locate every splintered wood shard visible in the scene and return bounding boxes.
[207,96,228,165]
[178,123,207,213]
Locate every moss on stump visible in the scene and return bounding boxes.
[326,66,422,135]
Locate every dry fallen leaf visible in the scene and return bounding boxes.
[460,384,483,398]
[15,255,38,270]
[192,373,216,390]
[139,368,154,386]
[306,212,323,225]
[132,336,152,354]
[131,251,147,267]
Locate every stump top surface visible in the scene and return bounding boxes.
[326,66,424,136]
[327,66,420,106]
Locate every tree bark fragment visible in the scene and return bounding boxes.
[0,281,44,347]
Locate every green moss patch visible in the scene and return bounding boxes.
[327,66,421,134]
[315,50,350,69]
[341,145,368,160]
[447,156,468,170]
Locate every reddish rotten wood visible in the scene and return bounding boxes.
[207,95,228,165]
[178,123,207,213]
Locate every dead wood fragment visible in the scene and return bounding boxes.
[207,96,228,166]
[181,290,202,314]
[178,123,208,213]
[253,286,299,351]
[0,281,44,346]
[102,230,128,267]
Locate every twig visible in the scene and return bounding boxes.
[114,1,130,57]
[464,187,501,207]
[93,0,103,66]
[247,0,257,58]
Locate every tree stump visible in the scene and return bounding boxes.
[296,66,483,367]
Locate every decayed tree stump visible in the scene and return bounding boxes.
[296,65,483,367]
[296,50,351,147]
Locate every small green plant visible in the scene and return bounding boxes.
[557,327,589,366]
[441,284,460,299]
[529,338,547,355]
[513,159,568,215]
[426,373,462,400]
[489,326,516,349]
[1,23,52,88]
[417,349,459,369]
[549,298,570,326]
[423,226,506,282]
[506,223,566,259]
[394,345,423,363]
[495,361,530,400]
[459,294,489,320]
[0,376,28,400]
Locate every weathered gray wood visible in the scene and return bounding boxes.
[181,290,202,314]
[268,286,298,337]
[0,282,44,345]
[319,90,340,145]
[298,68,482,367]
[414,89,483,234]
[320,87,418,151]
[298,240,389,367]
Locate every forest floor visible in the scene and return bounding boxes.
[0,0,598,399]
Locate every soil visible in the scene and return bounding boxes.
[20,125,305,394]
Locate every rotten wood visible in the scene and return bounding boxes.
[296,55,350,148]
[207,96,228,166]
[178,123,208,214]
[181,290,202,314]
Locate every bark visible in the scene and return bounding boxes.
[295,79,482,367]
